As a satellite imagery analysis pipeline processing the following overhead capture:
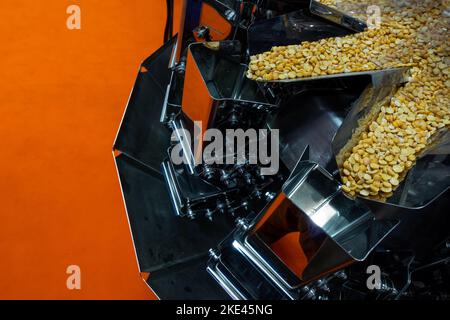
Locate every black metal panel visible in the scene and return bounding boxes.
[115,153,235,273]
[114,37,176,174]
[367,188,450,260]
[248,10,353,55]
[148,255,231,300]
[271,79,369,174]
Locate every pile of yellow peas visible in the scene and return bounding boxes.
[247,0,449,201]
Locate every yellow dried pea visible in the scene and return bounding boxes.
[322,1,449,201]
[249,1,449,201]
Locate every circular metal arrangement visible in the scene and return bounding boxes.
[113,0,450,300]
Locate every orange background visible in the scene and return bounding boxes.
[0,0,181,299]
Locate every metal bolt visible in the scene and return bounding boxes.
[205,209,213,221]
[209,249,220,261]
[224,9,236,21]
[265,192,276,201]
[236,218,249,230]
[187,208,196,220]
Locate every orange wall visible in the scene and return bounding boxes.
[0,0,181,299]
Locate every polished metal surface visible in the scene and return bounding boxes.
[331,68,409,158]
[207,233,293,300]
[174,0,238,64]
[115,0,450,300]
[149,254,230,300]
[310,0,367,32]
[206,179,398,299]
[248,9,353,56]
[270,76,370,173]
[162,146,236,218]
[246,9,406,85]
[211,160,398,293]
[169,117,197,174]
[116,153,234,272]
[114,37,177,174]
[204,0,238,22]
[116,153,234,299]
[283,161,399,269]
[187,42,274,105]
[332,68,450,209]
[269,64,449,209]
[260,68,407,84]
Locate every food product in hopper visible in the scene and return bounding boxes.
[247,0,449,201]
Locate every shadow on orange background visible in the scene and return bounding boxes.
[0,0,181,299]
